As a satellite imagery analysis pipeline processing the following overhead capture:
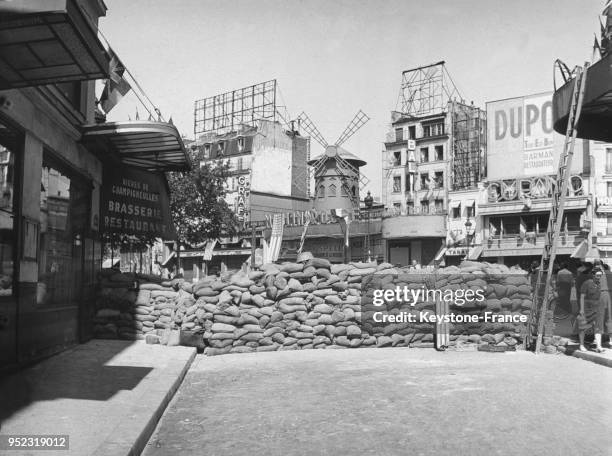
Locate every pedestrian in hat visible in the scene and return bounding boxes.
[578,265,605,352]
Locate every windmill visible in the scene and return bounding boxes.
[295,110,371,214]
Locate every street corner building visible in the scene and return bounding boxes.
[0,0,189,370]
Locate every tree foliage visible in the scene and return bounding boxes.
[167,160,237,246]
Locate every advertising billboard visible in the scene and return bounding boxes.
[486,92,586,179]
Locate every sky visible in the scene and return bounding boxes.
[101,0,602,199]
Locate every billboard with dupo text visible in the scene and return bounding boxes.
[486,92,586,179]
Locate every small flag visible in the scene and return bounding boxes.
[489,222,497,236]
[593,34,603,61]
[100,48,131,114]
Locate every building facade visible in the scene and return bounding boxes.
[0,0,188,369]
[479,92,592,267]
[381,100,486,267]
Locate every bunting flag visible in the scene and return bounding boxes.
[489,222,498,236]
[519,217,527,237]
[99,48,131,114]
[593,34,603,61]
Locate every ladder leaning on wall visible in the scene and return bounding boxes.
[525,62,589,353]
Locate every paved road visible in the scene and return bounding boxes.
[143,348,612,456]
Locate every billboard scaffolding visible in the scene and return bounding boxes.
[194,80,277,136]
[397,61,460,117]
[451,101,487,190]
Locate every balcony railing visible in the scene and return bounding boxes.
[383,207,446,217]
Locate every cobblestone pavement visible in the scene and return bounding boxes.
[144,348,612,456]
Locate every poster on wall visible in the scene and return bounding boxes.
[100,165,176,239]
[486,92,583,179]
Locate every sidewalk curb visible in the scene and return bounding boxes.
[572,350,612,368]
[92,346,197,456]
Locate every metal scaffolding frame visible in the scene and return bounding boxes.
[194,80,277,135]
[397,61,460,117]
[450,101,487,190]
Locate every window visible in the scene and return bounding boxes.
[503,216,521,235]
[535,214,548,233]
[422,122,444,137]
[405,174,412,192]
[452,206,461,219]
[351,186,356,197]
[435,145,444,161]
[607,216,612,235]
[607,182,612,197]
[318,184,325,198]
[39,157,90,306]
[237,157,243,171]
[393,202,401,211]
[607,148,612,173]
[392,176,401,193]
[203,143,211,158]
[563,212,581,232]
[395,128,404,142]
[466,204,475,218]
[0,132,18,296]
[434,171,444,189]
[420,147,429,162]
[237,137,245,152]
[392,151,401,166]
[420,200,429,213]
[420,173,429,189]
[434,199,444,212]
[406,201,414,213]
[408,126,416,140]
[328,183,337,197]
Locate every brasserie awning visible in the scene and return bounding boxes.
[81,121,191,172]
[0,0,110,89]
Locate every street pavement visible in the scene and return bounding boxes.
[0,340,195,456]
[144,348,612,456]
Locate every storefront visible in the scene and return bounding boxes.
[0,1,189,370]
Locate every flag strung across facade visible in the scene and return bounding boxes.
[99,48,131,113]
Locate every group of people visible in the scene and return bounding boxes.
[555,260,612,352]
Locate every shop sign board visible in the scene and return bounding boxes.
[101,165,175,239]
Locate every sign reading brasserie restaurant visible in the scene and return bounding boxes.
[101,166,175,238]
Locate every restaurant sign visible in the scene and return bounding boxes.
[101,165,175,239]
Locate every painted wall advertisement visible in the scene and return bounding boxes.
[235,174,250,223]
[486,92,584,179]
[100,165,175,239]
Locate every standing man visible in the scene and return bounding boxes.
[578,265,605,352]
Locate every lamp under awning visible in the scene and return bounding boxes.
[81,121,191,172]
[0,0,110,89]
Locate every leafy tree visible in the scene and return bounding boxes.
[167,160,237,247]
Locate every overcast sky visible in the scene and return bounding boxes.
[102,0,601,199]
